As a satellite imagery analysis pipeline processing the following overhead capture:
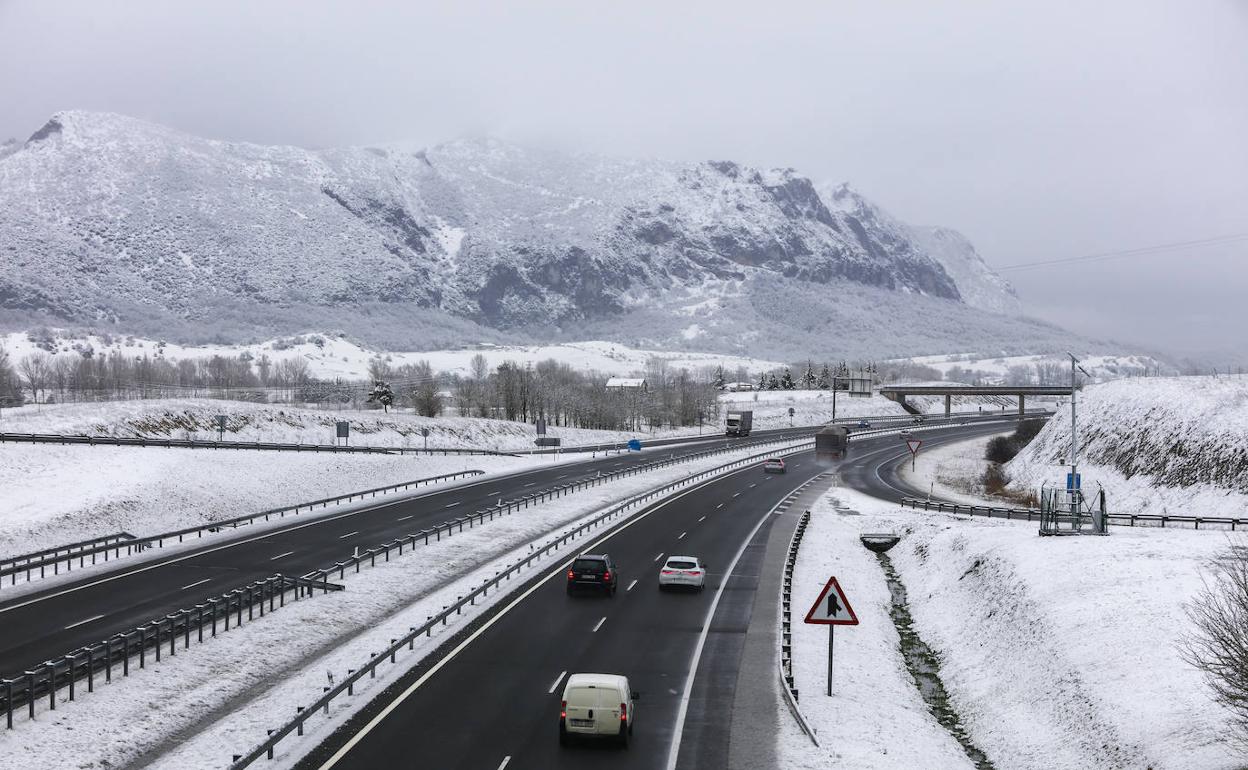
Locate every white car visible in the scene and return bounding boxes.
[658,555,707,591]
[559,673,637,747]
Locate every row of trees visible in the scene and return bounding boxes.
[0,344,722,432]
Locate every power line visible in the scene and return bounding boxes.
[996,233,1248,272]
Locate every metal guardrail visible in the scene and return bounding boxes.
[228,438,819,767]
[778,509,820,746]
[0,573,343,728]
[0,532,137,576]
[0,431,516,456]
[0,470,486,588]
[293,433,813,590]
[900,497,1248,531]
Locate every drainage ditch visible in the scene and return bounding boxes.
[874,551,995,770]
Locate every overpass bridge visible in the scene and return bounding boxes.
[877,384,1074,416]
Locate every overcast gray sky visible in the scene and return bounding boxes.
[2,0,1245,359]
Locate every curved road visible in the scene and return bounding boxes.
[299,418,1021,770]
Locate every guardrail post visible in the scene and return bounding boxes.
[5,679,12,729]
[25,672,34,720]
[86,647,95,692]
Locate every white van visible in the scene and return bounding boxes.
[559,673,638,747]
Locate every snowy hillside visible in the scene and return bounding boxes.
[0,111,1061,358]
[1007,376,1248,516]
[0,330,784,381]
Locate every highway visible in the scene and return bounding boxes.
[299,419,1020,770]
[0,429,813,683]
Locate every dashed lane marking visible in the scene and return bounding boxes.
[65,614,105,630]
[181,578,211,590]
[677,531,687,540]
[547,671,567,694]
[627,579,638,592]
[270,551,295,561]
[592,617,606,633]
[654,552,665,562]
[338,531,359,539]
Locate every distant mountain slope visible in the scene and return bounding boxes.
[0,111,1054,356]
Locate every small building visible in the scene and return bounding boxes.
[723,381,754,392]
[605,377,647,391]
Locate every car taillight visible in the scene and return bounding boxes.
[561,700,567,719]
[689,570,701,575]
[603,571,611,582]
[661,569,674,574]
[567,569,575,580]
[619,702,628,720]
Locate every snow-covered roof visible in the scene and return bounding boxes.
[605,377,646,389]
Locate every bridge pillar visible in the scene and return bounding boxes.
[1018,394,1025,415]
[944,394,951,417]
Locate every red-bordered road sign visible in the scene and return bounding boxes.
[906,438,922,455]
[803,576,859,625]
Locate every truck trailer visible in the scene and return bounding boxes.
[725,410,753,437]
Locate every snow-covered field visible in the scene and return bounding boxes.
[0,438,811,770]
[1008,375,1248,518]
[898,432,1010,505]
[782,487,1243,770]
[0,443,549,559]
[1,330,784,381]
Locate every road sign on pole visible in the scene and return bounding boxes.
[536,418,547,436]
[804,576,859,696]
[906,438,922,471]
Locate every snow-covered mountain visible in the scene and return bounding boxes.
[0,111,1046,357]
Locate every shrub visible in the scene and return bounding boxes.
[985,435,1016,464]
[1183,544,1248,746]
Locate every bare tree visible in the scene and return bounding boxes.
[1183,542,1248,746]
[18,351,52,403]
[410,360,443,417]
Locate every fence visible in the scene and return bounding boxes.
[0,573,342,729]
[0,470,486,588]
[228,438,819,767]
[0,432,516,456]
[899,497,1248,531]
[778,509,820,746]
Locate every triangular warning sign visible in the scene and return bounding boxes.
[803,576,859,625]
[906,438,922,455]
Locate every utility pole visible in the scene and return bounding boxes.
[1069,353,1077,515]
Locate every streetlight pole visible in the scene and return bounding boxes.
[1067,352,1080,515]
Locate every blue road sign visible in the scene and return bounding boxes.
[627,439,642,451]
[1066,472,1081,491]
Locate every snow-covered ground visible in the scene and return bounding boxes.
[1008,375,1248,518]
[1,330,784,380]
[0,438,811,770]
[782,487,1243,770]
[778,492,975,769]
[0,444,551,559]
[898,432,1012,505]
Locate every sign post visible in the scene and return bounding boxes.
[215,415,227,442]
[336,421,350,447]
[906,437,922,471]
[788,406,795,426]
[803,576,859,695]
[421,427,430,451]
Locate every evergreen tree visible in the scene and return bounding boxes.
[757,371,768,390]
[780,368,795,390]
[367,380,394,412]
[767,372,779,390]
[713,365,725,390]
[817,363,832,390]
[801,360,816,389]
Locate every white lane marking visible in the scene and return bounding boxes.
[270,551,295,561]
[749,483,757,488]
[65,614,105,630]
[547,671,567,694]
[677,531,687,540]
[592,616,606,633]
[181,578,211,591]
[314,462,819,770]
[445,502,460,508]
[716,503,724,509]
[557,474,568,479]
[0,466,544,617]
[665,480,796,770]
[524,482,536,487]
[732,492,740,498]
[654,552,665,562]
[338,531,359,539]
[698,516,706,522]
[397,515,414,522]
[627,579,638,592]
[496,758,512,770]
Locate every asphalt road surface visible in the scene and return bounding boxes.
[302,418,1022,770]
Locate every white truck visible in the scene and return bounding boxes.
[725,410,753,437]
